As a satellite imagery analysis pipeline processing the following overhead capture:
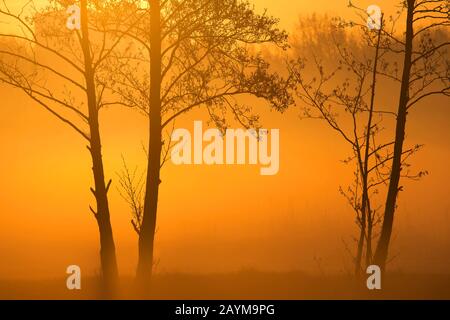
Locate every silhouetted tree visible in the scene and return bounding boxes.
[117,156,145,235]
[0,0,135,289]
[289,14,401,275]
[99,0,294,286]
[291,0,449,274]
[367,0,449,271]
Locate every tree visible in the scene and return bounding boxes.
[291,0,449,274]
[370,0,449,271]
[0,0,135,289]
[289,16,398,275]
[100,0,294,285]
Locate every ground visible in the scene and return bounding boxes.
[1,271,449,300]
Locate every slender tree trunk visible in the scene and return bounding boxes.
[366,208,373,267]
[355,20,383,275]
[80,0,118,289]
[137,0,162,286]
[364,20,383,269]
[374,0,415,271]
[355,204,366,276]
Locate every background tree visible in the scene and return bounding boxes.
[99,0,294,285]
[366,0,449,271]
[289,17,398,275]
[290,0,449,274]
[0,0,136,289]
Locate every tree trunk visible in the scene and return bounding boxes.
[355,19,383,275]
[80,0,118,289]
[363,20,383,270]
[366,213,373,267]
[136,0,162,286]
[355,207,366,276]
[374,0,415,271]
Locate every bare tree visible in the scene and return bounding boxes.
[289,14,403,275]
[0,0,137,289]
[368,0,450,271]
[290,0,449,274]
[98,0,294,286]
[117,155,145,235]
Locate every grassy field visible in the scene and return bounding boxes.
[1,271,449,300]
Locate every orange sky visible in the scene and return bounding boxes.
[0,0,449,280]
[254,0,400,29]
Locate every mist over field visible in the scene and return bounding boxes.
[0,0,449,299]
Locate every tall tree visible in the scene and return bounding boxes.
[102,0,294,285]
[373,0,449,271]
[292,0,449,273]
[0,0,135,289]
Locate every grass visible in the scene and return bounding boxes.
[1,271,449,300]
